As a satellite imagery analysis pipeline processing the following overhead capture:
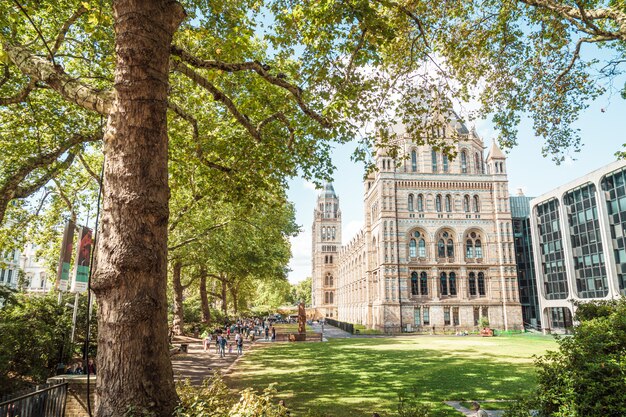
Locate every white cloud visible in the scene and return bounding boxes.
[287,228,312,283]
[303,181,318,191]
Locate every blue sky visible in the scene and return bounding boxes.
[285,93,626,283]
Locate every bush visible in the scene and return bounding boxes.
[513,298,626,417]
[175,374,289,417]
[0,291,97,393]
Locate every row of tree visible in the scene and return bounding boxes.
[1,0,624,415]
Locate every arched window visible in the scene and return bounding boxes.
[322,227,326,240]
[411,272,418,295]
[469,272,477,296]
[438,239,445,258]
[460,151,467,173]
[464,195,470,212]
[445,195,452,212]
[408,194,414,211]
[447,239,454,258]
[417,194,424,212]
[332,227,336,239]
[478,272,486,295]
[329,291,334,304]
[440,272,448,295]
[411,150,417,172]
[466,239,474,258]
[325,273,334,286]
[409,239,417,258]
[436,195,442,212]
[420,272,428,295]
[431,150,438,172]
[473,195,480,212]
[443,154,449,172]
[449,272,457,296]
[475,153,481,173]
[475,239,483,258]
[418,239,426,257]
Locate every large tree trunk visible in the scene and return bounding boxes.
[171,261,184,335]
[229,283,239,315]
[90,1,185,416]
[199,268,211,325]
[221,277,228,315]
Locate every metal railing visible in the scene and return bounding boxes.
[0,382,68,417]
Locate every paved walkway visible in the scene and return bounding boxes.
[309,322,352,339]
[171,336,253,384]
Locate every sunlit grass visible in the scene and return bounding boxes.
[226,334,557,417]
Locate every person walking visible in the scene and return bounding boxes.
[220,334,227,358]
[236,333,243,355]
[271,325,276,342]
[264,325,269,341]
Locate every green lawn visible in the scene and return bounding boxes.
[226,334,557,417]
[272,323,314,333]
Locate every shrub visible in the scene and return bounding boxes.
[175,374,288,417]
[512,298,626,417]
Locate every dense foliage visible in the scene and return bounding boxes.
[0,291,95,394]
[505,299,626,417]
[175,374,288,417]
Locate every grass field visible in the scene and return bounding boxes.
[272,323,314,333]
[226,334,557,417]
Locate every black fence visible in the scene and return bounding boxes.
[0,382,68,417]
[325,318,354,334]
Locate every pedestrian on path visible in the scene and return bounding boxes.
[236,335,243,355]
[218,335,227,358]
[201,330,211,352]
[271,325,276,341]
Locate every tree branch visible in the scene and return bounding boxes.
[168,220,231,251]
[518,0,626,41]
[51,6,88,55]
[171,60,263,142]
[257,112,295,149]
[0,78,36,105]
[373,0,430,48]
[167,101,233,172]
[77,152,102,188]
[3,43,114,114]
[0,132,101,225]
[171,46,332,128]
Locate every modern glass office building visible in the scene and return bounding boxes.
[530,160,626,331]
[510,194,541,329]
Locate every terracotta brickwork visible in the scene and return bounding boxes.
[312,120,523,331]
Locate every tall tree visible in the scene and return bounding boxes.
[4,0,623,415]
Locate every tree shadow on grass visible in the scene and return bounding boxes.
[226,338,542,416]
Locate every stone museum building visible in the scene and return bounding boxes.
[311,120,523,331]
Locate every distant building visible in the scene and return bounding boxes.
[0,244,50,293]
[311,117,523,331]
[311,184,341,318]
[0,249,20,289]
[530,160,626,332]
[510,192,541,329]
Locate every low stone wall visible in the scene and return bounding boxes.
[47,375,96,417]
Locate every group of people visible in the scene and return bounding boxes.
[199,318,281,359]
[65,358,96,375]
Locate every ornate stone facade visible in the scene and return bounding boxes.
[312,123,523,331]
